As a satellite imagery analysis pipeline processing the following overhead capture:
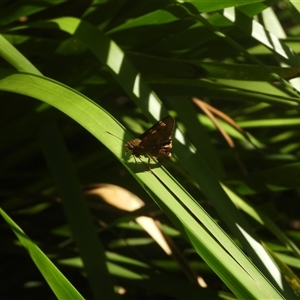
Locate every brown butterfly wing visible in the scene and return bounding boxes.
[138,116,175,158]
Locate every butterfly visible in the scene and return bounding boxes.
[125,116,175,167]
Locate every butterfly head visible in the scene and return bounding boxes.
[124,141,133,152]
[124,138,142,156]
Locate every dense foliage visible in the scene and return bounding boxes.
[1,0,300,299]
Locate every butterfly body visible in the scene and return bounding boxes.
[125,116,175,161]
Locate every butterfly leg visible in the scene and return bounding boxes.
[147,156,155,173]
[133,155,138,172]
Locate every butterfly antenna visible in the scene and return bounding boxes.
[105,131,126,142]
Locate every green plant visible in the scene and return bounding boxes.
[1,1,300,299]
